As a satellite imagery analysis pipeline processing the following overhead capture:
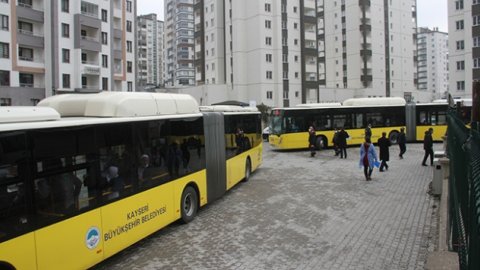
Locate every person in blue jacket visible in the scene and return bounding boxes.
[359,137,378,181]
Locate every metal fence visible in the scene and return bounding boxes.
[447,110,480,270]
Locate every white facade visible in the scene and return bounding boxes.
[164,0,195,87]
[448,0,473,99]
[137,13,164,89]
[0,0,137,106]
[186,0,419,107]
[417,27,449,100]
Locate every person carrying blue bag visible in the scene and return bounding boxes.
[359,137,378,181]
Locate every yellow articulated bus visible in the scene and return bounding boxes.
[0,92,262,270]
[269,97,472,150]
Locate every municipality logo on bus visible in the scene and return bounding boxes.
[86,227,100,249]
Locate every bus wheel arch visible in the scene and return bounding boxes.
[0,262,15,270]
[244,157,252,182]
[316,135,328,149]
[180,184,199,224]
[389,130,399,144]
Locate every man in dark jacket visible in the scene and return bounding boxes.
[308,126,316,157]
[377,132,391,171]
[422,128,434,166]
[337,128,349,159]
[398,127,406,159]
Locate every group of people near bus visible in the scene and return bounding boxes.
[307,124,433,181]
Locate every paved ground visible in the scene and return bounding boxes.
[94,142,440,270]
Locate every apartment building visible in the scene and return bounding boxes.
[449,0,477,99]
[164,0,195,87]
[189,0,419,107]
[417,27,449,100]
[0,0,136,106]
[137,13,164,90]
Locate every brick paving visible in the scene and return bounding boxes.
[94,143,439,270]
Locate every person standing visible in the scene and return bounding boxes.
[365,124,372,140]
[332,128,340,156]
[422,128,434,166]
[359,137,378,181]
[308,126,316,157]
[398,127,406,159]
[337,128,350,159]
[377,132,391,171]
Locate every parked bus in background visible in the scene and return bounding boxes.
[0,92,262,270]
[268,97,471,150]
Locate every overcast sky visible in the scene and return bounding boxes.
[136,0,448,32]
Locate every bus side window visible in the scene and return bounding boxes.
[0,164,29,241]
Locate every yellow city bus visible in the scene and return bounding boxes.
[268,97,472,150]
[0,92,262,270]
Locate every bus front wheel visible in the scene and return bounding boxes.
[244,158,251,182]
[180,186,198,224]
[389,131,399,144]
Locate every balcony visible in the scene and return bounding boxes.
[17,3,44,23]
[360,24,371,32]
[82,65,101,75]
[359,0,371,7]
[76,35,101,52]
[17,29,44,48]
[360,49,372,57]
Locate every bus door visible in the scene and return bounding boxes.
[203,112,226,203]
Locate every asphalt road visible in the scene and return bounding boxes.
[94,142,439,270]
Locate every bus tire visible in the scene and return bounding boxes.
[389,130,399,144]
[316,136,327,150]
[180,186,198,224]
[0,262,15,270]
[244,158,252,182]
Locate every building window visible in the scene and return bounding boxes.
[456,40,464,50]
[127,21,132,32]
[61,23,69,38]
[0,42,8,58]
[474,37,480,47]
[126,0,132,12]
[265,20,271,29]
[127,41,132,52]
[102,32,108,44]
[102,54,108,68]
[474,58,480,68]
[0,70,9,86]
[101,9,107,22]
[295,55,298,62]
[60,48,70,63]
[102,77,108,90]
[294,23,298,29]
[0,0,9,3]
[127,61,132,73]
[295,72,299,78]
[127,81,133,92]
[457,81,465,91]
[19,47,33,61]
[62,74,70,88]
[266,71,272,79]
[456,20,464,30]
[265,3,270,12]
[1,15,8,31]
[266,54,272,62]
[266,91,273,99]
[474,15,480,26]
[456,61,465,70]
[19,73,34,87]
[266,37,272,45]
[61,0,69,12]
[455,0,464,10]
[294,39,298,45]
[0,98,11,106]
